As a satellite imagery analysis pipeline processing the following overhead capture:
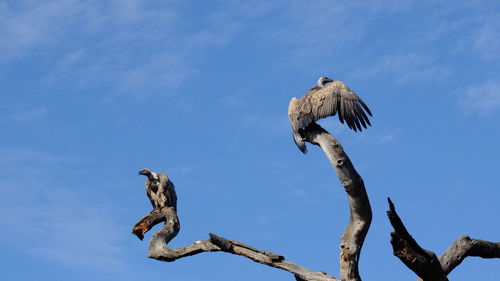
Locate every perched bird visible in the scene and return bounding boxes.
[138,168,177,210]
[288,76,372,153]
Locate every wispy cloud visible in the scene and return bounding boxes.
[375,128,402,143]
[257,0,415,66]
[378,133,395,143]
[351,52,450,83]
[0,1,237,99]
[0,147,59,176]
[25,191,125,269]
[3,0,497,102]
[470,16,500,60]
[241,112,290,136]
[421,2,500,61]
[5,106,48,123]
[0,146,126,270]
[458,79,500,114]
[219,91,252,108]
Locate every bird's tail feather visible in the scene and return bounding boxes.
[293,131,307,154]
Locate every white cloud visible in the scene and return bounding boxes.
[0,0,427,99]
[0,146,126,270]
[0,1,235,99]
[7,106,48,123]
[350,52,451,84]
[25,192,126,269]
[458,80,500,114]
[471,16,500,60]
[0,147,59,175]
[423,3,500,61]
[0,0,85,60]
[257,0,415,66]
[220,92,248,108]
[241,112,290,135]
[379,134,394,143]
[377,131,397,143]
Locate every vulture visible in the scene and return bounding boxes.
[138,168,177,210]
[288,76,373,153]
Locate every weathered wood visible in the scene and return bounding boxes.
[387,198,448,281]
[137,208,339,280]
[303,123,372,281]
[133,153,500,281]
[132,170,339,281]
[147,207,223,261]
[438,235,500,275]
[208,233,337,281]
[132,208,169,240]
[387,198,500,281]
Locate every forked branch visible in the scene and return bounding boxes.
[387,198,448,281]
[387,198,500,281]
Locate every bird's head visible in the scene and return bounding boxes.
[138,168,151,176]
[318,76,333,87]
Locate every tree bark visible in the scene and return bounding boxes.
[132,208,170,240]
[438,235,500,274]
[386,198,448,281]
[132,123,373,281]
[387,198,500,281]
[132,127,500,281]
[132,169,340,281]
[132,204,338,281]
[303,123,372,281]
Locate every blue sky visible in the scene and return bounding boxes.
[1,0,499,280]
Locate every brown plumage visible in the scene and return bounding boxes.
[138,168,177,210]
[288,76,372,153]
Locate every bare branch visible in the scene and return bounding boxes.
[387,198,500,280]
[439,235,500,275]
[209,233,337,281]
[134,207,338,281]
[387,198,448,281]
[303,123,372,281]
[132,208,169,240]
[133,169,339,281]
[147,207,222,261]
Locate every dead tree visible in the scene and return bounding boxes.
[132,123,499,280]
[387,198,500,281]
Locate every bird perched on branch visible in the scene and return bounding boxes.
[288,76,373,153]
[138,168,177,210]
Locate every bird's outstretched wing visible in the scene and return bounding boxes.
[299,81,372,132]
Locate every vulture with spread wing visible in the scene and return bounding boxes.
[138,168,177,210]
[288,76,373,153]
